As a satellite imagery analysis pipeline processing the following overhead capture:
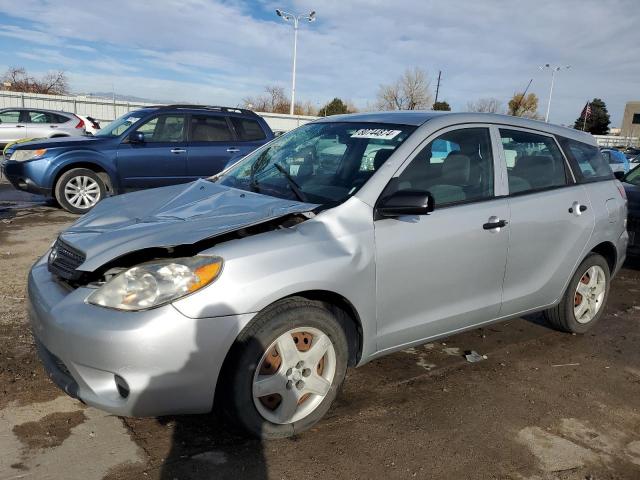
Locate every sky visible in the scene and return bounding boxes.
[0,0,637,127]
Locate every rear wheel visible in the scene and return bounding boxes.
[544,253,610,333]
[54,168,105,214]
[221,298,348,439]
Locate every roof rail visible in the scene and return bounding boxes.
[148,104,258,116]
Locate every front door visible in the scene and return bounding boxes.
[0,110,27,144]
[497,128,595,315]
[117,113,189,190]
[374,126,510,352]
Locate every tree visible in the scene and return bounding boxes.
[573,98,610,134]
[376,67,432,110]
[2,66,69,95]
[432,101,451,111]
[507,92,540,119]
[319,97,352,116]
[243,85,290,114]
[467,97,502,113]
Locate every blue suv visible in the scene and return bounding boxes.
[1,105,274,213]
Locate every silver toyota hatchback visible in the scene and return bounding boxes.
[28,112,628,438]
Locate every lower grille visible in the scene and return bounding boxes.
[48,238,86,281]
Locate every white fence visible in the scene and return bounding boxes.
[0,90,317,132]
[593,134,639,148]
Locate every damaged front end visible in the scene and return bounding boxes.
[47,179,317,289]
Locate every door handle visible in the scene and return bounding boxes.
[50,125,58,128]
[226,148,240,153]
[170,148,187,154]
[568,202,587,215]
[483,216,509,231]
[16,125,25,128]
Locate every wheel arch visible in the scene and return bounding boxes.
[52,161,115,194]
[590,241,617,274]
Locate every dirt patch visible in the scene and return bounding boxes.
[12,410,87,451]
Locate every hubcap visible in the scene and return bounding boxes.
[64,176,100,209]
[573,265,606,324]
[252,327,336,425]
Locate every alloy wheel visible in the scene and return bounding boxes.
[573,265,606,324]
[64,175,101,209]
[252,327,336,424]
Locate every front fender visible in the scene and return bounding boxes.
[46,150,117,190]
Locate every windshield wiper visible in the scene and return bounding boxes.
[274,162,308,202]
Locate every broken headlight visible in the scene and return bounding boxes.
[87,256,223,311]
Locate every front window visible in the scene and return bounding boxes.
[216,122,415,205]
[626,164,640,186]
[95,111,148,137]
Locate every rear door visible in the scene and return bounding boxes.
[0,110,27,143]
[25,110,66,138]
[498,127,595,316]
[186,114,238,178]
[116,113,189,190]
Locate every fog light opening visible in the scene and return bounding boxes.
[114,375,130,398]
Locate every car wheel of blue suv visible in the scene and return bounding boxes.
[54,168,106,214]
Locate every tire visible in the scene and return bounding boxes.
[544,253,611,333]
[220,297,349,439]
[54,168,106,214]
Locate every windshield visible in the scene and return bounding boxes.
[626,164,640,186]
[216,122,415,206]
[94,112,146,137]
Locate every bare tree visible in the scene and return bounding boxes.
[507,92,541,119]
[2,66,69,95]
[376,67,432,110]
[243,85,292,114]
[466,97,502,113]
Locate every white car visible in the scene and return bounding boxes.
[75,115,101,135]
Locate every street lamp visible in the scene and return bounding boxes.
[538,64,571,123]
[276,8,316,115]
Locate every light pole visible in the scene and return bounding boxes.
[538,64,571,122]
[276,9,316,115]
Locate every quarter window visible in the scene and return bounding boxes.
[500,129,568,194]
[230,117,266,141]
[558,138,613,182]
[393,127,494,206]
[190,115,234,142]
[135,115,186,143]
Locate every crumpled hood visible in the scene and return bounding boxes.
[60,179,317,272]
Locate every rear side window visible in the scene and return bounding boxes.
[190,115,234,142]
[500,129,568,195]
[558,137,612,182]
[27,111,70,123]
[230,117,266,141]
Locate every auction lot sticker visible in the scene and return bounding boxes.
[350,129,402,140]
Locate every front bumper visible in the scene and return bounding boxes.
[28,256,255,417]
[2,159,52,196]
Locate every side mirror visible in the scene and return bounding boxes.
[128,131,145,144]
[377,190,434,218]
[613,170,625,181]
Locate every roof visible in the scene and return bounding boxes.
[314,111,595,144]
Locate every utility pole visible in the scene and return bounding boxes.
[434,70,442,106]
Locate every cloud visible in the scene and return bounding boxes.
[0,0,637,126]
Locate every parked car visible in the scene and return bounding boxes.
[75,115,101,135]
[630,153,640,164]
[28,112,627,439]
[0,108,86,146]
[600,148,630,174]
[1,105,273,213]
[623,146,640,159]
[621,164,640,256]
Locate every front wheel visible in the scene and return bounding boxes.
[54,168,106,214]
[221,298,349,439]
[544,253,611,333]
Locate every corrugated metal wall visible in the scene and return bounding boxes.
[0,90,317,132]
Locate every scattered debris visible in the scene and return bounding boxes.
[442,347,461,356]
[465,351,487,363]
[552,363,580,368]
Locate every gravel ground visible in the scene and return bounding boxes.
[1,180,639,480]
